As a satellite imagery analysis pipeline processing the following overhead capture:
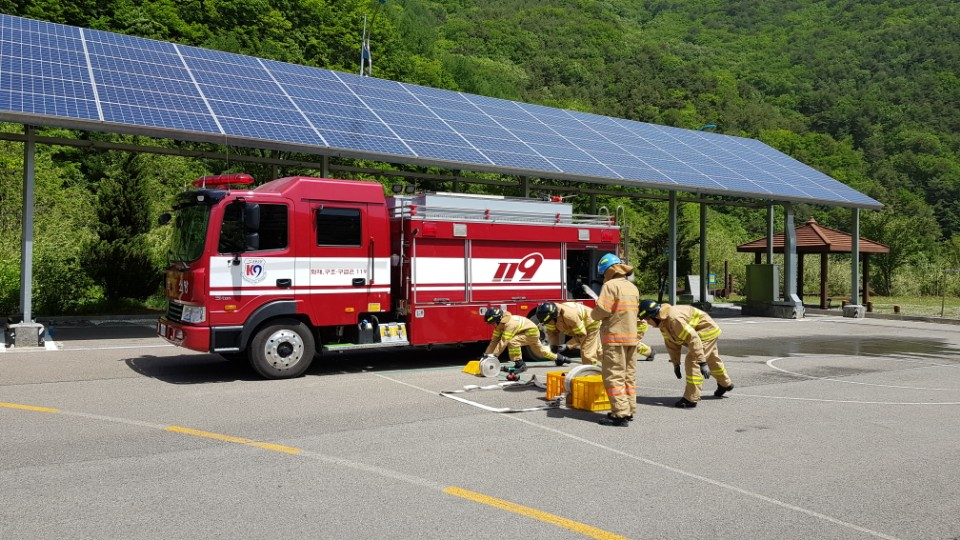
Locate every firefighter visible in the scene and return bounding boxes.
[639,299,734,408]
[590,253,640,426]
[536,301,601,366]
[482,307,569,373]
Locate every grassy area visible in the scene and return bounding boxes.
[853,296,960,318]
[721,293,960,318]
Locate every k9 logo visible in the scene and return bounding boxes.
[243,258,266,284]
[492,253,544,282]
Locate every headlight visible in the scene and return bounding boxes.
[180,305,206,323]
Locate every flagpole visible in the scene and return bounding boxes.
[360,0,386,77]
[359,15,368,76]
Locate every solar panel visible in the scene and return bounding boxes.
[0,13,882,209]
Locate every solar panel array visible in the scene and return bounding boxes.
[0,14,881,208]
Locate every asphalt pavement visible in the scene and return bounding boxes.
[2,311,959,539]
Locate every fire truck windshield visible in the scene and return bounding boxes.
[169,204,211,264]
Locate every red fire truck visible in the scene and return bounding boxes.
[157,174,621,379]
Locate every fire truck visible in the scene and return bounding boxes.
[157,174,622,379]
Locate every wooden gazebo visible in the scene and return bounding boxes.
[736,218,890,309]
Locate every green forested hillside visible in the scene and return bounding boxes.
[1,0,958,314]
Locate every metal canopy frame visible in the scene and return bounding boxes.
[0,14,881,323]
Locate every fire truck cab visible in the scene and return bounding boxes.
[157,174,621,379]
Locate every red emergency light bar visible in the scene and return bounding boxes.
[192,174,255,188]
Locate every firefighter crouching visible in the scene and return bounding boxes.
[590,253,640,427]
[639,299,734,408]
[482,307,569,373]
[536,301,600,366]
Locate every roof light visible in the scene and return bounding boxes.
[192,174,255,188]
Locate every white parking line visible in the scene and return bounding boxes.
[376,373,902,540]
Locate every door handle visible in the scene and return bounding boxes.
[276,278,291,288]
[352,278,366,287]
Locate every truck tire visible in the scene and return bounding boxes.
[249,319,315,379]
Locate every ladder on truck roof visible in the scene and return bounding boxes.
[387,192,617,227]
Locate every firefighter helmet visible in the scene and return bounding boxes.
[638,299,661,321]
[483,307,504,325]
[597,253,622,276]
[536,302,559,324]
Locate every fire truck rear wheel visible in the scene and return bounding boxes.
[249,319,316,379]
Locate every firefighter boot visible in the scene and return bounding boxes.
[554,354,571,367]
[599,413,631,427]
[674,397,698,409]
[714,383,735,397]
[512,360,528,373]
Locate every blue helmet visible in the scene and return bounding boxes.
[597,253,621,276]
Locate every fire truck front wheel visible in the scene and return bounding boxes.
[249,319,316,379]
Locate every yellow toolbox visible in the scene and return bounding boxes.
[546,370,568,400]
[569,375,611,411]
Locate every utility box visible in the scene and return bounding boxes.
[745,264,779,303]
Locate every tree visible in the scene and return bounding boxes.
[83,153,163,301]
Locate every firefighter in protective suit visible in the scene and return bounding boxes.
[482,307,569,373]
[590,253,640,426]
[536,301,601,366]
[639,299,734,408]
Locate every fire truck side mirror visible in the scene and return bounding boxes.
[240,202,260,251]
[243,203,260,231]
[244,232,260,251]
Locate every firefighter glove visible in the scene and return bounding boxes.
[699,361,711,379]
[673,362,682,379]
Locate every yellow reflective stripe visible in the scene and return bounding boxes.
[686,375,704,384]
[571,327,586,336]
[637,321,649,332]
[710,368,727,376]
[699,327,721,340]
[586,321,601,331]
[661,329,683,344]
[502,332,516,339]
[678,324,696,341]
[545,323,557,332]
[492,329,503,339]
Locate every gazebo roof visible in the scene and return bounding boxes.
[736,218,890,254]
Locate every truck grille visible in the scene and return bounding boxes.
[166,301,184,323]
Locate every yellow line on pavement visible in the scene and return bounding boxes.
[0,401,59,413]
[443,486,630,540]
[166,425,302,455]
